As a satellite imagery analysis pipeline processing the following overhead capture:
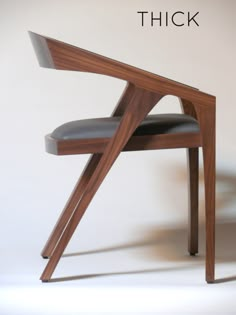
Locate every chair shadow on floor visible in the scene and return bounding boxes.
[50,168,236,283]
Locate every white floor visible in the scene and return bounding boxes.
[1,221,236,314]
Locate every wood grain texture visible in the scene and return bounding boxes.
[41,82,138,258]
[187,148,199,255]
[40,88,163,281]
[194,101,216,283]
[45,132,202,155]
[112,82,136,116]
[180,98,198,119]
[180,98,199,256]
[41,153,102,258]
[29,32,214,105]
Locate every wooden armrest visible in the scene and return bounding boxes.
[29,31,215,105]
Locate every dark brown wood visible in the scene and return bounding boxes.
[40,88,163,281]
[180,98,199,256]
[41,153,102,258]
[41,82,139,259]
[181,97,216,281]
[187,148,199,255]
[29,32,214,105]
[180,98,198,119]
[194,102,216,283]
[45,132,202,155]
[29,31,216,283]
[112,82,136,116]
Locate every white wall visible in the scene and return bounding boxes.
[1,0,235,262]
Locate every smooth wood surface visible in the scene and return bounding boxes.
[45,132,202,155]
[29,32,215,105]
[180,98,198,119]
[194,103,216,283]
[187,148,199,255]
[29,31,216,283]
[40,88,163,281]
[180,98,199,255]
[182,97,216,281]
[41,82,139,258]
[41,153,102,258]
[112,82,136,116]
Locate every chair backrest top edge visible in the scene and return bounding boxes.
[29,31,200,94]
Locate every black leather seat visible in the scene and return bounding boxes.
[51,114,199,140]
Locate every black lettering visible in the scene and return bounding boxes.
[151,11,162,26]
[172,11,184,27]
[188,12,199,26]
[137,10,200,28]
[137,11,148,26]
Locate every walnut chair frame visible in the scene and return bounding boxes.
[29,31,216,283]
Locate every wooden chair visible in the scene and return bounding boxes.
[29,31,216,283]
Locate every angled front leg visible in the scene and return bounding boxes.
[41,83,137,259]
[40,87,163,281]
[41,153,102,258]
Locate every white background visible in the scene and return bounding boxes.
[1,0,236,314]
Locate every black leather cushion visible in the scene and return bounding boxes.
[51,114,199,140]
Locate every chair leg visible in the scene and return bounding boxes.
[40,130,134,281]
[202,143,215,283]
[41,153,102,258]
[40,155,111,281]
[187,148,199,256]
[41,83,136,258]
[196,104,215,284]
[40,142,128,281]
[40,88,163,281]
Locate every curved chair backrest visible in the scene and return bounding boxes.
[29,31,208,103]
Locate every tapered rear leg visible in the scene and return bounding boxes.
[187,147,199,256]
[40,88,163,281]
[194,103,216,284]
[41,153,102,258]
[202,141,215,283]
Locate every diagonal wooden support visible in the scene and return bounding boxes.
[41,83,136,259]
[40,87,163,281]
[41,153,102,258]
